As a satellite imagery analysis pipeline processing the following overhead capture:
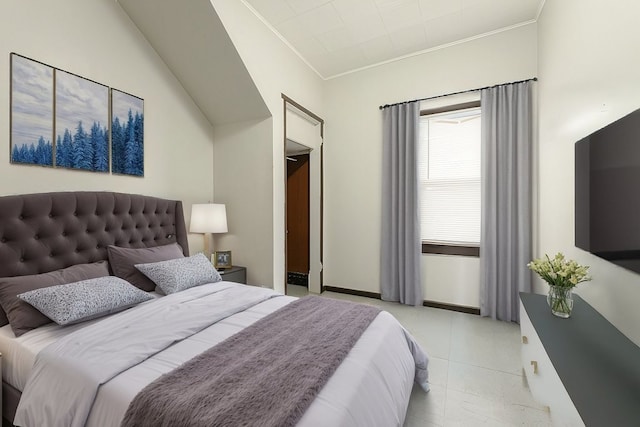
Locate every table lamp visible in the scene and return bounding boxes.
[190,203,228,259]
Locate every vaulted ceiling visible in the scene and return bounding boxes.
[118,0,543,126]
[118,0,270,126]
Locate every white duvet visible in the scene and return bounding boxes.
[9,282,428,427]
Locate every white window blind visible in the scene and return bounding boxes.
[419,106,481,246]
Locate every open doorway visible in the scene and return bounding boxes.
[283,95,324,296]
[286,150,310,289]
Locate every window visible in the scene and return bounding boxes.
[419,103,481,256]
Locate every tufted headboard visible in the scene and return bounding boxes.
[0,191,189,278]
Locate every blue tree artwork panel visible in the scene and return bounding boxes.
[111,89,144,177]
[10,54,54,166]
[9,54,143,177]
[55,70,109,172]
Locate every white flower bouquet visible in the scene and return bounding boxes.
[527,252,591,288]
[527,253,591,318]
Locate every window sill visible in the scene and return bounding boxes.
[422,243,479,257]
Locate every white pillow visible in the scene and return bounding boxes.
[17,276,153,326]
[134,253,222,295]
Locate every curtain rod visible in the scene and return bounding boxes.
[378,77,538,110]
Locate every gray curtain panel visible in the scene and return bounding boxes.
[480,81,533,322]
[381,101,423,306]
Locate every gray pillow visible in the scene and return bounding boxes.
[0,261,110,336]
[108,243,185,291]
[18,276,153,326]
[135,253,221,295]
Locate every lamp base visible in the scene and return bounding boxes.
[204,233,212,260]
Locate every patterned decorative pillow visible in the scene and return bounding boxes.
[0,261,110,336]
[17,276,154,326]
[135,253,222,295]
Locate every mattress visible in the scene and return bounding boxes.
[9,283,426,426]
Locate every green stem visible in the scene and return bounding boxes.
[550,288,571,315]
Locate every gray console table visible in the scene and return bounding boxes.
[520,292,640,426]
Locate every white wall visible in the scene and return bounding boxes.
[538,0,640,344]
[286,111,321,151]
[323,24,537,306]
[213,118,273,286]
[0,0,215,253]
[210,0,324,291]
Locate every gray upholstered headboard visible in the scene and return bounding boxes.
[0,191,189,278]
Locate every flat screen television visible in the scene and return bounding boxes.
[575,108,640,274]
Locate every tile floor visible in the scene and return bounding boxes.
[286,284,552,427]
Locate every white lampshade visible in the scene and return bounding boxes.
[190,204,228,233]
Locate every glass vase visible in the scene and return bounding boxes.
[547,285,573,318]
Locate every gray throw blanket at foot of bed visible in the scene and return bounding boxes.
[121,295,381,427]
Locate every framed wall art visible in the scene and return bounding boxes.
[55,70,109,172]
[9,53,144,178]
[111,89,144,177]
[10,54,54,167]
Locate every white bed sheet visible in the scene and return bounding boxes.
[0,322,67,391]
[0,292,164,391]
[7,285,426,427]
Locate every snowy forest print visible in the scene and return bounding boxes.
[10,54,144,177]
[111,89,144,176]
[55,70,109,172]
[10,55,54,166]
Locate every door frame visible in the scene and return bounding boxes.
[282,94,324,295]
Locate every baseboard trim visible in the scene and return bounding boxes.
[422,300,480,315]
[323,286,382,300]
[323,286,480,315]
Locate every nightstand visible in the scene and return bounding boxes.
[218,266,246,284]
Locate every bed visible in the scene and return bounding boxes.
[0,191,428,427]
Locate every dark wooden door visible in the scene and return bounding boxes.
[287,154,310,274]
